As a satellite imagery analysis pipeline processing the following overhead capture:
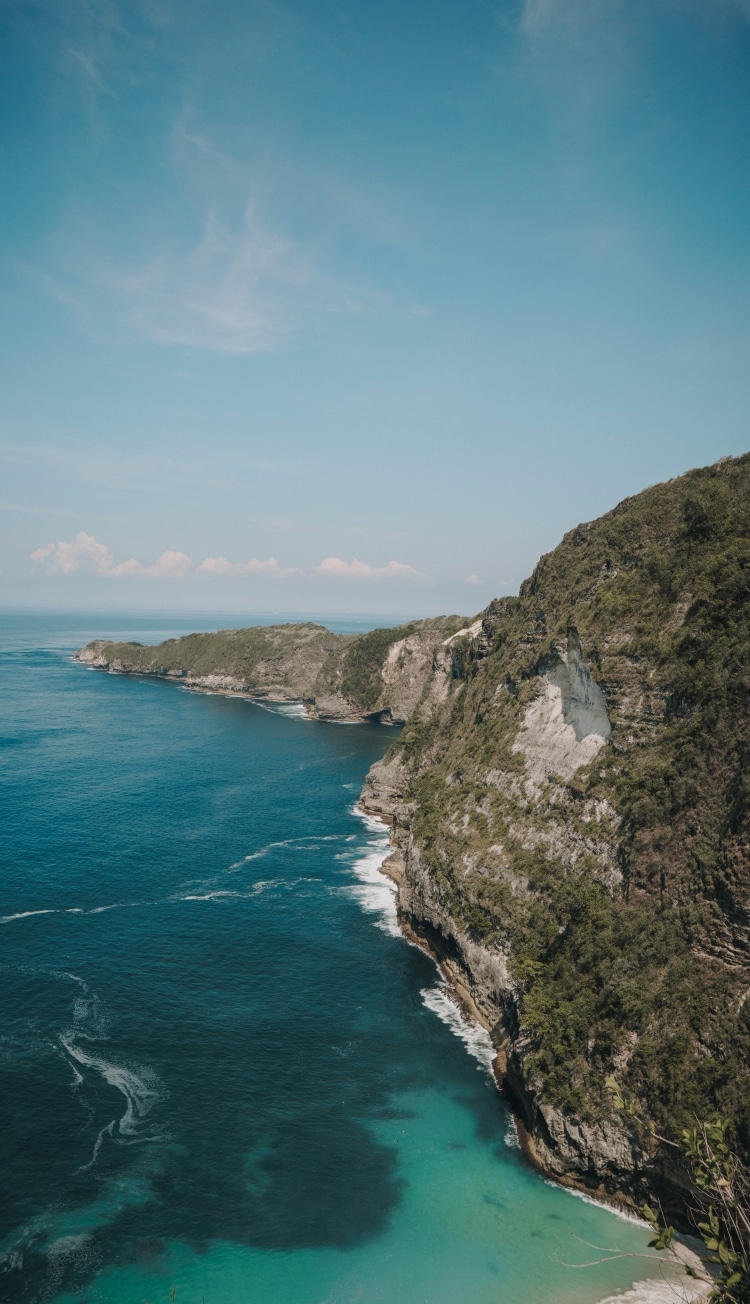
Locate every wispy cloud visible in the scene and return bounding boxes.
[315,557,420,580]
[101,204,378,355]
[520,0,620,42]
[67,48,117,97]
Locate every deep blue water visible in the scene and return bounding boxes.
[0,612,668,1304]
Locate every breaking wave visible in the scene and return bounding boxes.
[420,984,496,1082]
[342,806,399,936]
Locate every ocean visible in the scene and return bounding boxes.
[0,611,679,1304]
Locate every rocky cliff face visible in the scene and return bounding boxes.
[361,454,750,1215]
[76,615,467,724]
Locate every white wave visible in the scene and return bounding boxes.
[345,848,400,936]
[544,1178,652,1227]
[59,1037,166,1145]
[351,804,390,836]
[421,985,496,1081]
[88,901,141,914]
[1,908,57,923]
[343,806,400,935]
[505,1116,520,1148]
[251,699,310,719]
[594,1274,711,1304]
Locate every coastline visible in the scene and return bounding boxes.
[355,807,713,1304]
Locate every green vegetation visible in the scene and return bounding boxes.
[339,615,465,711]
[340,623,419,710]
[606,1082,750,1303]
[79,615,468,721]
[389,454,750,1154]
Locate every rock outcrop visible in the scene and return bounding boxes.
[361,453,750,1216]
[75,455,750,1218]
[76,616,468,724]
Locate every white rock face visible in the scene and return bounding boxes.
[442,619,483,646]
[513,633,611,785]
[513,679,609,785]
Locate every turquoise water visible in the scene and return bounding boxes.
[0,612,670,1304]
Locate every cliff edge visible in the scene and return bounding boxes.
[75,615,467,724]
[361,454,750,1216]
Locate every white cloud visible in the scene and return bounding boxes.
[31,532,114,574]
[465,574,482,585]
[30,532,191,578]
[196,556,296,577]
[30,536,421,584]
[315,557,420,580]
[133,550,192,578]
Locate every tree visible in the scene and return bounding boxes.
[605,1078,749,1303]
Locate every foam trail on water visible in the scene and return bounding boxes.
[1,909,57,923]
[77,1120,115,1173]
[67,1059,84,1088]
[88,901,141,915]
[59,1037,166,1142]
[228,833,344,870]
[421,985,496,1082]
[176,890,239,902]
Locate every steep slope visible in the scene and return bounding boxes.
[361,454,750,1212]
[76,615,467,723]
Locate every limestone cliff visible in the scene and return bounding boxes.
[361,454,750,1215]
[76,615,467,724]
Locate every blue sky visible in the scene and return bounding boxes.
[2,0,749,616]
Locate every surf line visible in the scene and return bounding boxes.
[349,804,499,1082]
[349,805,713,1304]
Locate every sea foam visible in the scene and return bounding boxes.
[345,806,400,935]
[420,984,496,1082]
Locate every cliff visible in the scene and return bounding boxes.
[361,454,750,1215]
[75,615,468,724]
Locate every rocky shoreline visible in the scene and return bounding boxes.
[74,615,467,725]
[357,746,702,1225]
[360,808,713,1304]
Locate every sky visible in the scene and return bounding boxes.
[1,0,749,618]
